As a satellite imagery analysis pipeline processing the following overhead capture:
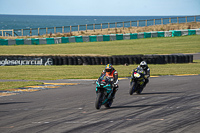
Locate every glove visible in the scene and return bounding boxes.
[109,78,113,82]
[144,75,149,79]
[113,83,118,88]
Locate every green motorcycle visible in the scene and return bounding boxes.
[95,74,114,110]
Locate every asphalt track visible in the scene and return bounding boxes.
[0,75,200,133]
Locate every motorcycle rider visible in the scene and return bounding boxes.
[131,61,150,88]
[100,64,119,99]
[138,61,150,88]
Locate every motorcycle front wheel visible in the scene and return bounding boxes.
[136,87,143,94]
[129,82,136,95]
[95,93,103,109]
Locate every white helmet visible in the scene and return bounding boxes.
[140,61,147,69]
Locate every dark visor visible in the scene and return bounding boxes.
[106,69,111,72]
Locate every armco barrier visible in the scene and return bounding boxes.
[0,54,193,66]
[188,29,196,35]
[1,29,200,45]
[157,31,165,37]
[144,32,151,38]
[89,36,97,42]
[16,39,24,45]
[123,34,130,40]
[172,30,182,37]
[196,29,200,35]
[97,35,103,42]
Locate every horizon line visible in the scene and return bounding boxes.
[0,14,198,17]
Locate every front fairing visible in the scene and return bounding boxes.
[96,74,112,92]
[96,81,112,93]
[131,68,145,85]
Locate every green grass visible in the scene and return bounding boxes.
[0,35,200,55]
[0,60,199,80]
[0,35,200,91]
[1,60,199,90]
[0,81,42,91]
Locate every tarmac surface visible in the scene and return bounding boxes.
[0,75,200,133]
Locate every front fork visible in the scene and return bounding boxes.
[130,77,134,86]
[96,88,112,104]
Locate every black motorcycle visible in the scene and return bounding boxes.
[129,67,145,95]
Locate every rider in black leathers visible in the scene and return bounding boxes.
[131,61,150,88]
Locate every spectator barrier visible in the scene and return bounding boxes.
[0,29,200,45]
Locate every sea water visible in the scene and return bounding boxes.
[0,14,198,36]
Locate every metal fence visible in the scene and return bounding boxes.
[1,15,200,37]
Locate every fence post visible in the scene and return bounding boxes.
[169,18,171,24]
[62,26,64,33]
[130,21,132,27]
[93,24,95,32]
[177,17,179,23]
[101,23,102,31]
[145,20,147,26]
[46,27,48,35]
[54,27,56,34]
[86,24,87,32]
[185,16,187,23]
[70,26,72,33]
[12,29,14,36]
[108,23,110,31]
[30,28,32,36]
[78,25,79,33]
[115,22,117,29]
[161,18,163,25]
[137,20,139,27]
[194,16,196,22]
[123,22,124,29]
[21,29,23,36]
[154,19,155,25]
[38,28,40,36]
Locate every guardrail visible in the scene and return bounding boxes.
[1,15,200,37]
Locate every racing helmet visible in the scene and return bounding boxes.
[140,61,147,69]
[105,64,113,74]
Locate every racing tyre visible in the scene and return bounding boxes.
[129,82,135,95]
[95,93,102,109]
[104,99,113,108]
[136,87,143,94]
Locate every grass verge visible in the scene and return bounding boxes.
[0,81,43,91]
[0,60,199,91]
[0,60,199,80]
[0,35,200,55]
[0,35,200,91]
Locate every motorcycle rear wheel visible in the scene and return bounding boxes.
[136,87,143,94]
[104,99,113,108]
[95,93,102,109]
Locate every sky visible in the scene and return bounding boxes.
[0,0,200,16]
